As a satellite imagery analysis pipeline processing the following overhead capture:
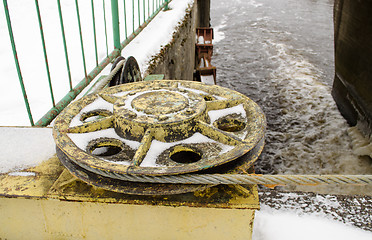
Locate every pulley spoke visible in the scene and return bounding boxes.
[67,115,114,133]
[99,93,121,104]
[131,128,154,166]
[205,98,244,111]
[197,120,245,146]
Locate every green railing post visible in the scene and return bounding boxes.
[132,0,135,32]
[123,0,128,39]
[103,0,109,56]
[35,0,55,107]
[57,0,73,91]
[91,0,99,66]
[143,0,145,22]
[2,0,34,126]
[138,0,140,27]
[164,0,169,11]
[75,0,88,78]
[111,0,121,50]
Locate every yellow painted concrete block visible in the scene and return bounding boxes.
[0,156,259,240]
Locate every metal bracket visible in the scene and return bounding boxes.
[195,27,216,85]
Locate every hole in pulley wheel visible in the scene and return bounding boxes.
[214,115,246,132]
[80,110,112,123]
[170,146,202,164]
[87,138,124,157]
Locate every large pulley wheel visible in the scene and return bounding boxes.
[53,80,266,195]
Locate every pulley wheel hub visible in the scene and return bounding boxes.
[53,80,266,195]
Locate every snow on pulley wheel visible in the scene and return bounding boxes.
[53,80,266,195]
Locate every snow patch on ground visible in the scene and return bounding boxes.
[257,189,372,234]
[8,171,36,177]
[253,206,372,240]
[0,127,55,173]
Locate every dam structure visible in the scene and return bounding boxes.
[0,0,372,239]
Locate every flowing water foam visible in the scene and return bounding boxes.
[259,40,372,195]
[211,0,372,195]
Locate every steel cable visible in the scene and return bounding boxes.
[107,173,372,186]
[92,59,126,93]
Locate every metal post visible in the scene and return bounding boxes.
[91,0,99,66]
[75,0,88,78]
[138,0,140,27]
[197,0,210,27]
[103,0,109,56]
[2,0,34,126]
[35,0,55,107]
[57,0,73,90]
[164,0,169,11]
[123,0,128,39]
[111,0,121,50]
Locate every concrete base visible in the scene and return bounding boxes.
[0,156,259,240]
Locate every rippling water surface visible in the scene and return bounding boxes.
[210,0,372,195]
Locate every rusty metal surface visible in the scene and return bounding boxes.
[195,27,217,84]
[53,80,266,195]
[0,156,64,198]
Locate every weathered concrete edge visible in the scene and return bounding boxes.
[144,1,197,80]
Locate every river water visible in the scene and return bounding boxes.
[210,0,372,195]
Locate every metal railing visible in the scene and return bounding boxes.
[2,0,170,126]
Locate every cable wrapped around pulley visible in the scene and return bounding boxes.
[105,173,372,186]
